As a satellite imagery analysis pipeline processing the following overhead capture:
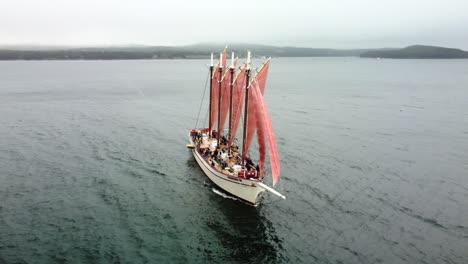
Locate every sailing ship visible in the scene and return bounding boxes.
[188,48,285,205]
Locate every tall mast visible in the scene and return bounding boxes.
[208,53,214,137]
[228,52,235,143]
[241,51,251,165]
[217,52,223,145]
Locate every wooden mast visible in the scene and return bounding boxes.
[228,52,235,144]
[208,53,214,137]
[241,51,251,165]
[216,52,223,145]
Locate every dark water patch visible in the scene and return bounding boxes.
[386,170,410,183]
[402,104,425,109]
[185,159,197,169]
[142,167,167,177]
[349,94,382,99]
[377,199,448,231]
[407,243,427,258]
[382,235,399,246]
[276,137,286,146]
[349,164,363,171]
[399,159,416,165]
[202,201,286,263]
[96,184,149,262]
[309,187,336,206]
[395,146,409,152]
[376,132,394,136]
[336,245,360,257]
[292,110,308,114]
[324,124,352,130]
[127,169,144,179]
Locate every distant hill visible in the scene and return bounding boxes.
[0,44,466,60]
[0,44,385,60]
[360,45,468,59]
[182,43,376,57]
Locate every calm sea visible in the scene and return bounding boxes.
[0,58,467,263]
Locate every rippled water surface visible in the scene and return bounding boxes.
[0,58,467,263]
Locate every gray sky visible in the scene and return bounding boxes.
[2,0,468,49]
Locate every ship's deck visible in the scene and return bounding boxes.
[190,129,262,181]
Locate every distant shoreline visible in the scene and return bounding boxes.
[1,44,467,60]
[360,45,468,59]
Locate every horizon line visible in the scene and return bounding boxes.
[1,42,465,51]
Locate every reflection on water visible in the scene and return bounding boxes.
[187,152,284,263]
[206,189,283,263]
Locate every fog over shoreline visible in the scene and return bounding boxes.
[2,0,468,50]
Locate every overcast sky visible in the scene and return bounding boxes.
[2,0,468,49]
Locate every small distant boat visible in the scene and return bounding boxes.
[188,48,285,205]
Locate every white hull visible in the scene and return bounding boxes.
[190,139,265,205]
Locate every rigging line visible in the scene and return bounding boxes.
[203,106,208,127]
[279,175,285,194]
[194,70,210,129]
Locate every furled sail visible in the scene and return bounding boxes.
[209,49,227,131]
[209,66,219,130]
[228,64,247,145]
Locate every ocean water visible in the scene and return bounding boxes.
[0,58,467,263]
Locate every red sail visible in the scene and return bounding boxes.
[209,49,227,131]
[243,87,257,156]
[250,81,267,174]
[242,60,270,156]
[249,72,280,186]
[218,59,237,136]
[256,60,279,185]
[228,64,247,145]
[256,60,270,95]
[258,89,280,186]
